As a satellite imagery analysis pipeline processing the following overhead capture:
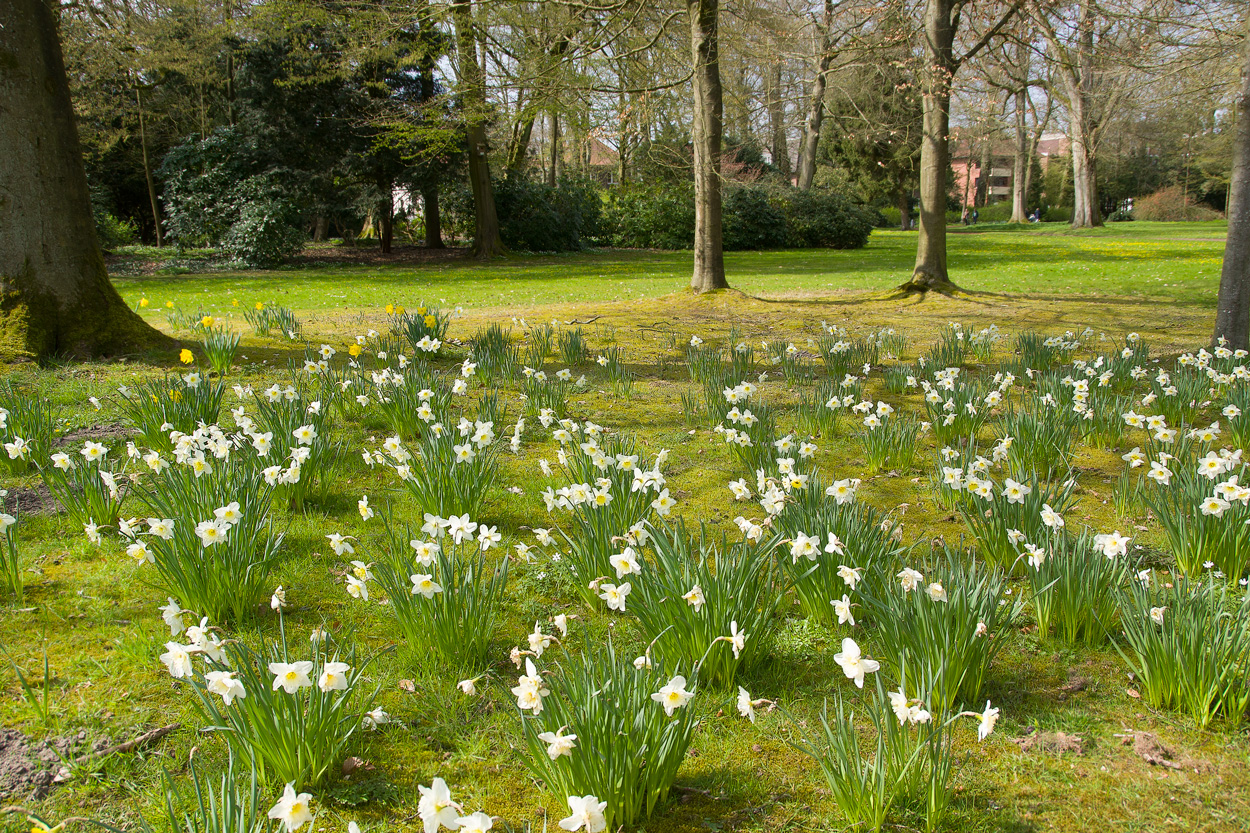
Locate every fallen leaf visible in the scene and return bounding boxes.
[399,679,415,692]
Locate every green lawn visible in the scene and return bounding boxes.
[110,221,1228,320]
[1,221,1247,833]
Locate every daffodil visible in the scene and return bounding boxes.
[537,726,578,760]
[558,795,607,833]
[833,637,879,688]
[652,675,694,716]
[267,783,313,833]
[268,660,314,693]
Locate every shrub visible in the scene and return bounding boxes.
[772,189,874,249]
[494,177,602,252]
[602,186,696,249]
[722,186,787,250]
[1134,186,1222,222]
[160,128,306,266]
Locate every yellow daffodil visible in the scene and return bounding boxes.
[179,348,194,364]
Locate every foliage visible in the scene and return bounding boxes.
[493,176,603,252]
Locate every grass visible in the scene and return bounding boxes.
[0,220,1246,833]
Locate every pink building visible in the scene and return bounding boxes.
[951,132,1070,209]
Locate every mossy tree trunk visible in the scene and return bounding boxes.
[688,0,728,293]
[0,0,172,359]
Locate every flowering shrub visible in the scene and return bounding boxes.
[369,511,509,672]
[860,550,1021,716]
[627,521,781,688]
[166,618,378,790]
[1116,574,1250,728]
[0,383,56,476]
[41,440,129,527]
[518,643,698,831]
[137,439,282,623]
[1022,529,1133,645]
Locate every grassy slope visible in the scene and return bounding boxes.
[1,221,1247,833]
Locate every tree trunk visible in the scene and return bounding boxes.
[903,0,958,293]
[422,184,444,248]
[379,183,394,254]
[135,84,163,247]
[796,0,835,190]
[313,215,329,242]
[1213,14,1250,351]
[547,111,559,188]
[507,109,536,175]
[0,0,171,359]
[1010,87,1028,223]
[451,0,505,259]
[898,190,911,231]
[766,59,790,180]
[1069,93,1102,228]
[688,0,727,293]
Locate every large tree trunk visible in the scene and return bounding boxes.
[1010,87,1028,223]
[766,60,790,180]
[688,0,727,293]
[796,0,835,190]
[422,184,444,248]
[1213,15,1250,351]
[903,0,958,293]
[506,106,536,175]
[451,0,504,259]
[1,0,171,359]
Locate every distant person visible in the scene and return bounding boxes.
[971,208,979,224]
[961,207,970,226]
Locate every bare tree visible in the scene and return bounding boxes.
[452,0,506,258]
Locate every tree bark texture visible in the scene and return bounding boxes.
[0,0,171,359]
[906,0,958,291]
[1213,16,1250,351]
[688,0,728,292]
[451,0,505,259]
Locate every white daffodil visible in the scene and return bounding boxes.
[205,670,246,706]
[652,675,694,716]
[558,795,607,833]
[537,726,578,760]
[833,637,880,688]
[267,783,314,833]
[268,660,314,694]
